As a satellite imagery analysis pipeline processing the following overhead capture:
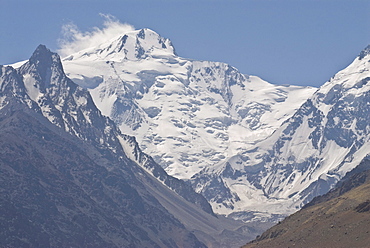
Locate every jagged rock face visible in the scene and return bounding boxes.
[62,28,316,181]
[191,44,370,220]
[0,45,210,247]
[18,45,114,145]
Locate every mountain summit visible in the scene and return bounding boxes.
[64,28,176,62]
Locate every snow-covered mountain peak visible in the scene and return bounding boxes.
[316,45,370,96]
[63,28,176,62]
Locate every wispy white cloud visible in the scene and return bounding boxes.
[58,14,135,57]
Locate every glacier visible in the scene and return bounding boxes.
[61,28,316,182]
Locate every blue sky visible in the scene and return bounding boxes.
[1,0,369,87]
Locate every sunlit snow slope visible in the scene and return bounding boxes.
[62,28,316,181]
[191,44,370,220]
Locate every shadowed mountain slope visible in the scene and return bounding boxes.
[0,102,205,248]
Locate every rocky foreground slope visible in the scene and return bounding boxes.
[243,158,370,248]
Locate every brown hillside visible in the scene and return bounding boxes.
[243,166,370,248]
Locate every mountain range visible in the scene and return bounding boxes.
[2,26,370,247]
[0,45,265,247]
[60,28,370,223]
